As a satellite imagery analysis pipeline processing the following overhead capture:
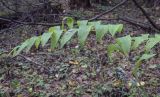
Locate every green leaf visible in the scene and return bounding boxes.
[117,24,123,32]
[141,34,149,40]
[155,34,160,40]
[132,34,149,50]
[77,20,88,27]
[50,26,63,49]
[78,25,92,47]
[15,39,30,56]
[60,29,77,48]
[65,17,74,29]
[116,35,131,55]
[108,24,123,37]
[48,27,55,33]
[25,36,37,52]
[35,36,41,49]
[133,53,155,76]
[132,37,144,50]
[41,32,52,47]
[139,53,156,61]
[88,21,101,27]
[145,37,160,52]
[95,25,108,42]
[9,46,20,56]
[107,44,120,61]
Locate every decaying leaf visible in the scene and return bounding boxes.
[69,60,79,65]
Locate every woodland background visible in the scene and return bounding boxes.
[0,0,160,97]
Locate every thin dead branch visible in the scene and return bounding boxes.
[0,17,60,26]
[89,0,128,21]
[132,0,160,31]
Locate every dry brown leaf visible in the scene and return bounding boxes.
[68,80,77,87]
[69,60,79,65]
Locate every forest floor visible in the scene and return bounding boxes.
[0,2,160,97]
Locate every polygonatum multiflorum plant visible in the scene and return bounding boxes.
[107,34,160,76]
[9,17,123,57]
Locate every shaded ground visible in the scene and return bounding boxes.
[0,2,160,97]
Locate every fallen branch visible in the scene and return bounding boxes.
[18,54,43,66]
[132,0,160,31]
[118,16,152,30]
[89,0,128,21]
[0,17,60,26]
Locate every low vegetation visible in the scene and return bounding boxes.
[6,17,160,97]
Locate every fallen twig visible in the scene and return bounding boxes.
[0,17,60,26]
[18,54,43,66]
[89,0,128,21]
[118,16,152,30]
[132,0,160,31]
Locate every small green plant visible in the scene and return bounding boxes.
[107,34,160,75]
[132,34,149,50]
[145,34,160,52]
[77,20,92,47]
[49,26,63,49]
[107,34,160,61]
[107,34,160,96]
[62,17,74,29]
[60,29,77,48]
[9,17,123,57]
[132,53,156,76]
[108,24,123,37]
[107,35,132,60]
